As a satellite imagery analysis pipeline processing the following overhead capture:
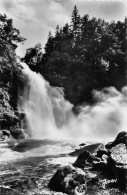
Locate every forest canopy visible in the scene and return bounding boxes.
[23,5,126,105]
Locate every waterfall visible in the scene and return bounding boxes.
[19,62,127,142]
[19,63,73,139]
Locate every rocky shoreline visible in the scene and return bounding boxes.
[48,131,127,194]
[0,131,126,195]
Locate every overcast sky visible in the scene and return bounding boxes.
[0,0,126,57]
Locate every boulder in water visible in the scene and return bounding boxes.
[2,130,11,137]
[13,139,45,152]
[48,165,87,194]
[107,143,127,191]
[49,132,127,194]
[79,143,86,147]
[13,139,61,152]
[69,143,105,157]
[0,130,11,141]
[10,128,25,140]
[73,151,101,169]
[105,131,127,149]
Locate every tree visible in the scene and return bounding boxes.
[0,14,26,49]
[37,6,126,105]
[22,43,42,72]
[63,23,70,36]
[0,13,27,130]
[71,5,81,42]
[55,25,60,36]
[44,31,54,58]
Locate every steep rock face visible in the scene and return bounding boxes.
[0,88,18,129]
[0,39,23,129]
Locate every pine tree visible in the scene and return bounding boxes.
[44,31,54,57]
[55,25,60,36]
[71,5,81,42]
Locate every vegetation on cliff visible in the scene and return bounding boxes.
[0,14,25,129]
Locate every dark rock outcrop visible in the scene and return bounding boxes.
[0,130,11,141]
[49,131,127,194]
[107,143,127,191]
[79,143,86,147]
[13,139,62,152]
[48,165,86,194]
[48,165,99,194]
[105,131,127,149]
[2,130,11,137]
[73,151,100,169]
[69,143,105,156]
[10,128,25,140]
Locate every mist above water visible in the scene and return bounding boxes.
[19,63,127,143]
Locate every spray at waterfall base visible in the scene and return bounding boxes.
[19,62,127,142]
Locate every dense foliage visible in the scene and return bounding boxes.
[23,6,126,105]
[0,14,25,129]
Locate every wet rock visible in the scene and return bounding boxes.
[48,165,87,194]
[0,130,12,141]
[13,139,61,152]
[13,139,45,152]
[96,149,108,158]
[2,130,11,137]
[74,184,87,195]
[73,151,100,169]
[0,130,3,141]
[49,132,127,194]
[110,143,127,165]
[92,155,108,173]
[105,131,127,149]
[69,143,104,157]
[73,151,90,168]
[10,128,25,140]
[73,142,127,191]
[79,143,86,147]
[107,144,127,191]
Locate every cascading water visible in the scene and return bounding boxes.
[19,62,127,142]
[18,62,73,139]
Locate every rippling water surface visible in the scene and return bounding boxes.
[0,139,78,195]
[0,139,126,195]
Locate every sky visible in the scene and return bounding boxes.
[0,0,126,57]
